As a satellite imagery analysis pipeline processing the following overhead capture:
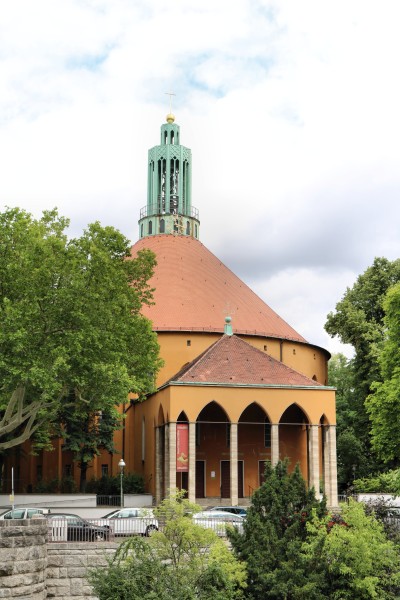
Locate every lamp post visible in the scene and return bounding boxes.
[118,458,126,508]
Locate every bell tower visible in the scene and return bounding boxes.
[138,112,200,239]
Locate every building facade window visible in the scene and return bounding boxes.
[101,464,109,477]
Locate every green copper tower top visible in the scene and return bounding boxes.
[139,112,200,239]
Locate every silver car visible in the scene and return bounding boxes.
[192,510,244,535]
[0,507,50,519]
[98,507,158,536]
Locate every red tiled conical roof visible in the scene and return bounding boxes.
[168,334,321,387]
[131,235,306,343]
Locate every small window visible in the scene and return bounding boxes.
[148,221,153,235]
[186,221,190,235]
[160,218,165,233]
[140,223,143,237]
[187,340,191,347]
[195,224,198,238]
[264,421,271,448]
[264,345,267,351]
[293,349,296,355]
[101,464,109,477]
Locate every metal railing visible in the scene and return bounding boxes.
[46,514,242,542]
[96,495,121,507]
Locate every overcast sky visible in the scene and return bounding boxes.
[1,0,400,357]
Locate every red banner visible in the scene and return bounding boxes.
[176,423,189,472]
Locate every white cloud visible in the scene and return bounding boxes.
[1,0,400,358]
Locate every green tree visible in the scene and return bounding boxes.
[325,258,400,481]
[366,282,400,464]
[328,354,368,491]
[229,460,326,599]
[89,490,247,600]
[299,500,400,598]
[0,208,161,488]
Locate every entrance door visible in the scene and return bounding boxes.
[221,461,230,498]
[238,461,244,498]
[195,461,205,498]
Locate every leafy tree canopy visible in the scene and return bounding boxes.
[0,207,162,460]
[229,460,326,599]
[299,500,400,599]
[325,258,400,486]
[366,282,400,463]
[90,490,247,600]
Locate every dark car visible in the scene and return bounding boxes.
[47,513,110,542]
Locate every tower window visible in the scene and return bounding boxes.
[186,221,190,235]
[140,224,143,238]
[148,221,153,234]
[160,219,165,233]
[195,224,198,238]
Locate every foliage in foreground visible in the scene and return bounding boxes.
[89,490,246,600]
[230,461,400,599]
[229,460,326,599]
[298,500,400,599]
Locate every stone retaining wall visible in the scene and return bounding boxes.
[0,518,48,600]
[46,543,118,600]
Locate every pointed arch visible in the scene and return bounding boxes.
[157,405,165,426]
[279,403,311,425]
[238,402,270,423]
[196,400,230,423]
[177,411,189,422]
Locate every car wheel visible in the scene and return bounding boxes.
[145,524,157,537]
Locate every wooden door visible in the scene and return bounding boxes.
[195,461,205,498]
[238,461,244,498]
[221,460,230,498]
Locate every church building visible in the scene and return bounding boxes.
[6,112,338,508]
[126,112,338,507]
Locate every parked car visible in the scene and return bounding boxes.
[97,507,158,537]
[192,510,244,535]
[208,506,248,517]
[46,513,110,542]
[0,507,50,519]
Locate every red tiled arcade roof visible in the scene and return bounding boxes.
[131,235,306,343]
[168,334,321,387]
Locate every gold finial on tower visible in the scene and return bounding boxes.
[165,90,176,123]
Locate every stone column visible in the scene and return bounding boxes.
[168,422,177,496]
[324,425,339,508]
[230,423,238,506]
[164,424,169,497]
[271,424,279,466]
[188,422,196,503]
[155,427,162,505]
[309,425,320,498]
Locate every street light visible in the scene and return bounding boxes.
[118,458,126,508]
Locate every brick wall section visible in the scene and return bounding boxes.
[46,542,118,600]
[0,518,48,600]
